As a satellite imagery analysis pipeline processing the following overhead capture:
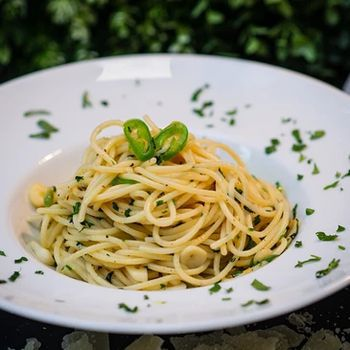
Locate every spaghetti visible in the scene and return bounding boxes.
[28,117,298,291]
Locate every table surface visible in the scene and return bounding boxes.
[1,285,349,349]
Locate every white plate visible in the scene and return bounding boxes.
[1,54,350,334]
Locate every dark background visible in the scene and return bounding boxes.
[1,0,350,88]
[1,0,350,348]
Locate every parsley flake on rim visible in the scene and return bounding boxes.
[14,256,28,264]
[251,279,270,291]
[209,282,221,294]
[8,271,20,282]
[241,299,269,307]
[315,258,340,278]
[316,232,338,241]
[336,225,346,232]
[0,250,6,257]
[305,208,315,216]
[310,130,326,140]
[294,240,303,248]
[82,91,93,108]
[23,109,51,117]
[323,180,339,190]
[295,254,321,268]
[118,303,138,313]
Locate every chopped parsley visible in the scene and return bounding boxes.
[191,83,209,102]
[253,215,261,226]
[111,177,138,185]
[144,294,149,300]
[295,254,321,268]
[292,143,307,152]
[29,120,59,139]
[106,271,113,283]
[228,118,235,126]
[241,299,269,307]
[342,169,350,178]
[281,117,292,123]
[100,100,109,107]
[124,208,132,217]
[80,220,93,228]
[0,280,7,284]
[118,303,138,313]
[160,283,166,289]
[338,245,346,251]
[226,108,237,116]
[23,109,51,117]
[71,202,81,217]
[316,232,338,241]
[193,100,214,117]
[323,180,339,190]
[305,208,315,216]
[75,176,84,182]
[222,297,231,301]
[299,154,306,162]
[336,225,345,232]
[251,279,270,291]
[315,258,340,278]
[8,271,20,282]
[209,282,221,294]
[310,130,326,140]
[265,138,280,154]
[312,163,320,175]
[112,202,119,211]
[35,270,44,275]
[14,256,28,264]
[156,200,164,206]
[65,264,73,271]
[294,240,303,248]
[291,129,303,144]
[292,204,298,219]
[226,287,234,293]
[82,91,92,108]
[0,250,6,256]
[297,174,304,181]
[129,199,135,206]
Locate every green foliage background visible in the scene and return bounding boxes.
[1,0,350,87]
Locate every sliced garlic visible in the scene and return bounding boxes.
[28,183,48,208]
[125,266,148,282]
[180,245,207,269]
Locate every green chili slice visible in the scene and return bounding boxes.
[154,121,188,162]
[123,119,155,161]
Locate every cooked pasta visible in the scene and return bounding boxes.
[28,117,298,291]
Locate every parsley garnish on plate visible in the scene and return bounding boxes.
[323,180,339,190]
[294,240,303,248]
[30,119,59,139]
[191,83,210,102]
[265,138,280,154]
[209,282,221,294]
[338,245,346,251]
[0,250,6,257]
[14,256,28,264]
[8,271,20,282]
[222,297,231,301]
[305,208,315,216]
[23,109,51,117]
[297,174,304,181]
[312,163,320,175]
[82,91,92,108]
[295,254,321,268]
[251,279,270,291]
[241,299,269,307]
[310,130,326,140]
[118,303,138,313]
[316,232,338,241]
[315,258,340,278]
[336,225,346,232]
[35,270,44,275]
[75,176,84,182]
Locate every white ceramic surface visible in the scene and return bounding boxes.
[0,54,350,334]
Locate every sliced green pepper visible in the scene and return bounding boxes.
[44,187,55,207]
[111,176,139,186]
[154,121,188,162]
[123,119,155,161]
